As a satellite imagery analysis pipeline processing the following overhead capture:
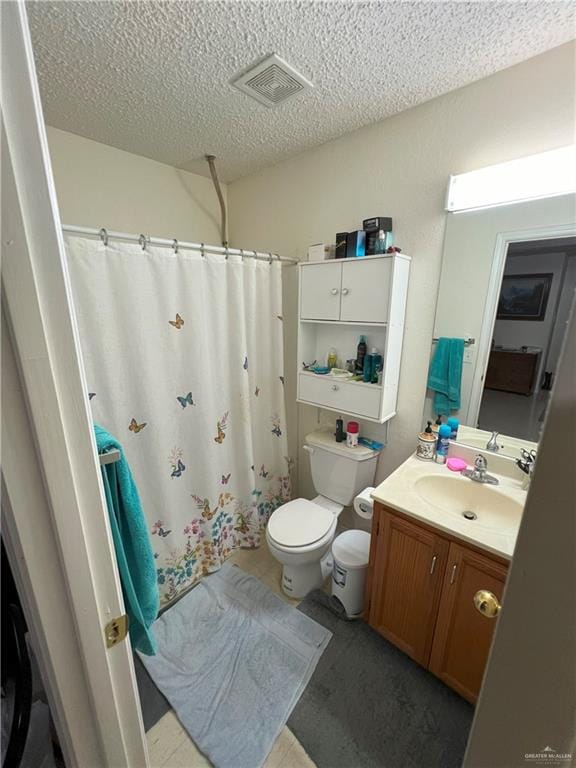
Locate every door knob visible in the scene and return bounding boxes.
[473,590,501,618]
[330,288,339,295]
[341,288,349,295]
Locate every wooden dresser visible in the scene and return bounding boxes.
[485,348,540,395]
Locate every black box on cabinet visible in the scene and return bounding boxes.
[335,232,348,259]
[363,216,393,232]
[346,230,366,258]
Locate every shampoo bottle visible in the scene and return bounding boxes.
[356,335,367,374]
[435,424,451,464]
[370,347,383,383]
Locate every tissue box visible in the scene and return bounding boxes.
[308,243,335,262]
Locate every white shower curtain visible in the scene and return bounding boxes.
[66,235,291,605]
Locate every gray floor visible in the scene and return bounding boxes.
[289,590,473,768]
[141,540,473,768]
[478,388,549,442]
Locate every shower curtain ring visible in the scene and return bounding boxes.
[139,234,148,251]
[268,252,273,265]
[99,228,109,246]
[240,249,245,262]
[172,238,179,254]
[201,243,206,258]
[225,246,229,261]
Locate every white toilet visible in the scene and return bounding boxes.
[266,430,381,598]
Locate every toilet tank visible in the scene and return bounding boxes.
[304,430,381,506]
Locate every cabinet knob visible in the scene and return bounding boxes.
[473,590,501,618]
[341,288,349,295]
[331,384,339,391]
[330,288,339,295]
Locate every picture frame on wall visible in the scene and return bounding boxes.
[497,272,553,321]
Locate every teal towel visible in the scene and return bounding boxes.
[95,424,159,655]
[427,338,465,415]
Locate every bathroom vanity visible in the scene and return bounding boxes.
[366,452,526,704]
[297,254,410,423]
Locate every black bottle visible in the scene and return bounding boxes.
[335,418,345,443]
[356,335,367,374]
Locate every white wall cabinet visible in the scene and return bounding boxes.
[340,259,391,323]
[300,258,392,323]
[300,262,343,320]
[297,254,410,423]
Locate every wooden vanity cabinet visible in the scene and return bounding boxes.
[366,503,509,704]
[429,542,508,702]
[367,509,449,666]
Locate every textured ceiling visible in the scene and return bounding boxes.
[27,1,575,182]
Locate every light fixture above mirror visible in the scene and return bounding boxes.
[446,145,576,213]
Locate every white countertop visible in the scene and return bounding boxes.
[371,453,527,560]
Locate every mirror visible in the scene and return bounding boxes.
[425,192,576,459]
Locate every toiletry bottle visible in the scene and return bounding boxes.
[370,347,382,383]
[335,418,345,443]
[447,416,459,440]
[327,347,338,369]
[356,335,367,374]
[432,414,443,434]
[416,422,436,461]
[346,421,359,448]
[363,351,373,383]
[375,229,387,254]
[435,424,451,464]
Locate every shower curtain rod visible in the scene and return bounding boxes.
[62,225,298,265]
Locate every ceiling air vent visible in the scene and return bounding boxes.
[230,54,313,108]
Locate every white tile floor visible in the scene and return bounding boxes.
[478,388,549,442]
[146,536,325,768]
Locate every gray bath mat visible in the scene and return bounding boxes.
[138,563,332,768]
[289,590,474,768]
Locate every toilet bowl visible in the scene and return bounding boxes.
[266,430,381,598]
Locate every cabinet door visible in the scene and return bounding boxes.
[429,542,508,703]
[368,507,449,666]
[340,258,391,323]
[300,263,342,320]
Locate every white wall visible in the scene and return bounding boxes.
[46,127,226,244]
[547,256,576,375]
[227,42,576,497]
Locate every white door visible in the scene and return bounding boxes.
[340,258,391,323]
[1,3,148,766]
[300,262,342,320]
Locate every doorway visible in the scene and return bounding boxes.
[477,236,576,440]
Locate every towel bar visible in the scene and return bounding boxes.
[99,449,121,466]
[432,337,475,346]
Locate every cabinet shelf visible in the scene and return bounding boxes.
[297,254,410,424]
[299,319,388,327]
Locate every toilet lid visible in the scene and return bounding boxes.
[268,498,335,548]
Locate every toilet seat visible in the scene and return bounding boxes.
[268,498,335,548]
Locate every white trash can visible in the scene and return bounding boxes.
[331,529,371,618]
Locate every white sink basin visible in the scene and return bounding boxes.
[414,474,523,533]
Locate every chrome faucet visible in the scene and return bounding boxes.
[516,448,537,489]
[486,431,500,452]
[462,454,499,485]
